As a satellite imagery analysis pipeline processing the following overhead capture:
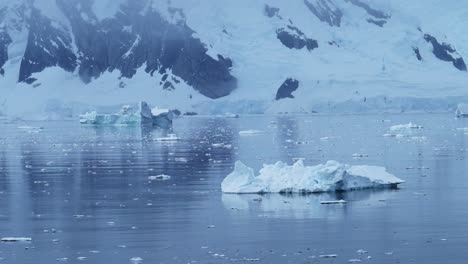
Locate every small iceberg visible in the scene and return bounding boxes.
[385,122,423,137]
[389,123,423,131]
[456,103,468,118]
[1,237,32,242]
[80,101,174,128]
[221,160,404,194]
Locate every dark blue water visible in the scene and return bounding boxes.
[0,114,467,263]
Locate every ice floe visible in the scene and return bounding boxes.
[221,160,404,194]
[1,237,32,242]
[320,200,347,204]
[155,134,180,142]
[384,122,423,137]
[239,130,265,136]
[148,175,171,181]
[80,101,174,128]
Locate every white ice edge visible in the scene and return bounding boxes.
[1,237,32,242]
[221,160,405,194]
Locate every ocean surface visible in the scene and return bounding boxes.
[0,113,467,263]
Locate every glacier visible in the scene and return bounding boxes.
[221,160,404,194]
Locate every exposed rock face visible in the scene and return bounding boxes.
[366,18,386,27]
[264,4,280,18]
[345,0,390,27]
[57,0,236,99]
[4,0,237,99]
[346,0,390,19]
[19,7,77,83]
[276,78,299,100]
[0,29,11,76]
[304,0,343,27]
[413,47,422,61]
[0,8,11,76]
[424,34,467,71]
[276,26,318,51]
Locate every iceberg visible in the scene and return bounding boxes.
[456,103,468,117]
[389,123,423,131]
[221,160,404,194]
[384,122,423,137]
[80,101,174,128]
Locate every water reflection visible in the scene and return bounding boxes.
[0,114,467,263]
[222,189,399,220]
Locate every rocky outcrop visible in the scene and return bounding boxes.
[304,0,343,27]
[0,29,11,76]
[19,7,76,83]
[413,47,422,61]
[424,34,467,71]
[346,0,390,19]
[0,8,11,76]
[276,26,318,51]
[264,5,280,18]
[276,78,299,100]
[4,0,236,99]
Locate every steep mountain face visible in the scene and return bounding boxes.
[1,0,468,118]
[2,0,235,99]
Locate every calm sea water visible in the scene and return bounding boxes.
[0,114,467,263]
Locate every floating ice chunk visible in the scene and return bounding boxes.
[80,101,174,128]
[320,200,347,204]
[385,123,423,137]
[148,175,171,181]
[221,160,404,194]
[1,237,32,242]
[352,153,369,158]
[174,157,188,163]
[130,257,143,263]
[239,130,265,136]
[390,123,423,131]
[224,113,240,118]
[18,126,43,133]
[455,103,468,118]
[155,134,180,142]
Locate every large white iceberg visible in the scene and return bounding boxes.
[456,104,468,117]
[80,101,174,128]
[221,160,404,194]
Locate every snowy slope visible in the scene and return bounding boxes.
[1,0,468,118]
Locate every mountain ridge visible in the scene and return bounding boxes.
[0,0,467,118]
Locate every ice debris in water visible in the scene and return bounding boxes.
[130,257,143,263]
[320,200,347,204]
[239,130,265,136]
[155,134,180,142]
[384,122,423,137]
[1,237,32,242]
[455,103,468,117]
[80,101,174,128]
[221,160,404,194]
[148,175,171,181]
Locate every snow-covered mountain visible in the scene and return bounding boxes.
[1,0,468,118]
